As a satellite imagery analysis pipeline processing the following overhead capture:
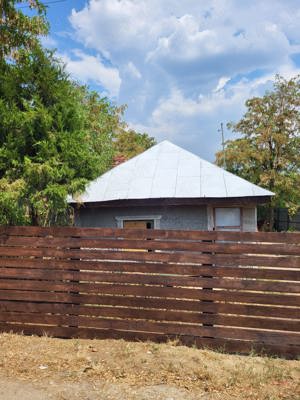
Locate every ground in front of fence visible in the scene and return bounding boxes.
[0,333,299,400]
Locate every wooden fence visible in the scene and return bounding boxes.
[0,226,299,358]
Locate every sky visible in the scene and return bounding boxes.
[38,0,300,161]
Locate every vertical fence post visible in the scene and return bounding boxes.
[69,234,81,332]
[201,237,214,339]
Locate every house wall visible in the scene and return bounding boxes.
[74,205,208,230]
[74,204,258,231]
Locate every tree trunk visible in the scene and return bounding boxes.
[269,206,275,231]
[30,208,39,226]
[267,205,275,231]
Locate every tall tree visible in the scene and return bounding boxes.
[216,75,300,229]
[0,46,118,225]
[0,0,48,59]
[0,0,154,226]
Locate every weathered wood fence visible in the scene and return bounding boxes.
[0,226,299,358]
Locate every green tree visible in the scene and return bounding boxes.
[113,129,156,164]
[0,0,154,226]
[0,0,48,59]
[0,46,118,225]
[216,75,300,230]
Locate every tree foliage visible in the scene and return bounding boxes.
[0,46,119,225]
[113,129,156,163]
[216,75,300,227]
[0,0,48,59]
[0,0,155,226]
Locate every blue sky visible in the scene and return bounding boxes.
[40,0,300,161]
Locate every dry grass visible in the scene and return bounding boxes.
[0,333,299,399]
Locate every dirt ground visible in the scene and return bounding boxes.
[0,333,299,400]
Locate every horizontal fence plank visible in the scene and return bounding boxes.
[0,290,75,303]
[1,322,299,358]
[0,293,299,319]
[0,268,299,292]
[0,259,299,281]
[0,312,299,346]
[1,225,300,244]
[0,248,300,268]
[1,235,300,256]
[0,303,299,332]
[0,281,299,306]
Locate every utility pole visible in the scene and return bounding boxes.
[218,122,226,169]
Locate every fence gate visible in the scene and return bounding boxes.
[0,226,299,358]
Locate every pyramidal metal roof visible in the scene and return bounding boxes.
[70,140,273,203]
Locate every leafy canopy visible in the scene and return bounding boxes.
[113,129,156,162]
[0,46,119,225]
[0,0,155,226]
[0,0,48,59]
[216,75,300,217]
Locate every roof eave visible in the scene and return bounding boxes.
[69,195,273,208]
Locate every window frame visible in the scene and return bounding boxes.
[213,207,243,231]
[115,215,162,229]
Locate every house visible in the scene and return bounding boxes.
[69,140,274,232]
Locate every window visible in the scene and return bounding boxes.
[123,220,154,229]
[214,207,241,231]
[115,215,161,229]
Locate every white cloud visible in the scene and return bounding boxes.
[146,16,291,90]
[67,0,300,159]
[130,68,300,160]
[125,62,142,79]
[61,50,121,97]
[70,0,295,79]
[70,0,153,60]
[214,76,230,92]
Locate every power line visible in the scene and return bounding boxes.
[16,0,67,9]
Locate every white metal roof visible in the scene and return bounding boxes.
[70,140,274,203]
